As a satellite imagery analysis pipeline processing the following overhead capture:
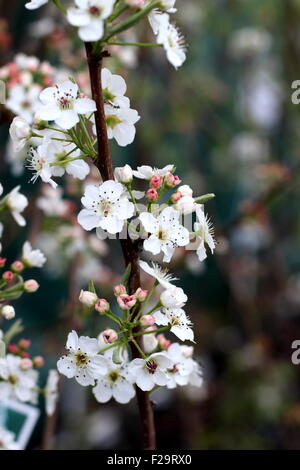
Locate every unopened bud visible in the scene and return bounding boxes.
[33,356,44,368]
[140,315,155,326]
[113,284,127,296]
[102,328,118,344]
[24,279,39,293]
[1,305,15,320]
[146,188,158,202]
[95,298,110,314]
[3,271,14,282]
[135,287,148,302]
[11,261,24,273]
[79,289,98,306]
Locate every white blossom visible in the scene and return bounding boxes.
[105,104,140,147]
[22,241,46,267]
[67,0,115,42]
[194,205,215,262]
[160,286,187,308]
[165,343,194,389]
[27,137,58,188]
[114,164,133,184]
[6,186,28,227]
[102,68,130,108]
[47,138,90,180]
[128,352,172,391]
[157,22,186,69]
[139,206,190,262]
[6,85,41,123]
[92,358,135,404]
[36,186,69,217]
[9,117,31,153]
[45,370,59,416]
[153,308,194,342]
[139,260,178,289]
[78,180,134,233]
[0,354,38,404]
[133,164,174,180]
[57,330,108,386]
[38,80,96,130]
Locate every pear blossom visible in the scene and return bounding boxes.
[160,286,187,308]
[79,290,98,306]
[153,308,194,342]
[142,328,159,354]
[0,427,18,450]
[174,195,195,214]
[67,0,115,42]
[92,359,135,404]
[187,360,203,387]
[45,370,59,416]
[38,80,96,130]
[165,343,194,389]
[27,138,58,188]
[104,103,140,147]
[25,0,48,10]
[6,186,28,227]
[139,206,190,262]
[57,330,108,386]
[9,117,31,152]
[6,85,41,123]
[157,22,186,69]
[102,68,130,108]
[36,186,69,217]
[139,260,178,289]
[0,354,38,403]
[114,164,133,184]
[149,11,170,36]
[194,206,216,262]
[22,241,46,267]
[46,138,90,181]
[128,352,172,391]
[133,164,174,180]
[78,180,134,233]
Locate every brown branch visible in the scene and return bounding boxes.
[85,43,156,450]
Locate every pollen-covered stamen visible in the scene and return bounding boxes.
[88,5,103,17]
[8,375,18,385]
[108,369,120,383]
[146,360,158,375]
[74,352,89,367]
[21,100,32,110]
[168,364,179,374]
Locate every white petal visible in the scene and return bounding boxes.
[55,110,79,130]
[78,19,104,42]
[78,336,99,355]
[66,159,90,179]
[93,380,112,403]
[66,330,79,351]
[74,98,96,114]
[113,380,135,404]
[135,370,154,391]
[67,8,90,26]
[78,209,101,231]
[139,212,157,233]
[57,356,76,378]
[75,369,95,386]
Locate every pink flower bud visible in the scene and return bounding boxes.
[95,298,110,314]
[157,334,171,350]
[150,175,163,189]
[7,344,18,354]
[19,339,31,350]
[164,172,181,188]
[20,358,33,370]
[33,356,44,368]
[146,188,158,202]
[79,289,98,306]
[113,284,127,296]
[135,287,148,302]
[170,191,182,203]
[102,328,118,344]
[140,315,155,326]
[173,175,182,186]
[24,279,39,293]
[3,271,14,282]
[1,305,15,320]
[21,351,30,359]
[117,294,137,310]
[11,261,24,273]
[0,258,6,268]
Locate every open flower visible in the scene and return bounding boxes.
[93,359,135,404]
[78,180,134,233]
[0,354,38,403]
[104,103,140,147]
[27,137,58,188]
[157,22,186,69]
[165,343,194,389]
[153,308,194,342]
[67,0,115,42]
[194,205,216,262]
[139,207,190,262]
[102,68,130,108]
[46,137,90,180]
[6,186,28,227]
[133,164,174,180]
[57,330,108,386]
[160,286,187,308]
[6,85,40,123]
[22,241,46,267]
[128,353,172,391]
[38,80,96,130]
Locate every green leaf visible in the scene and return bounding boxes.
[121,263,131,290]
[0,340,5,357]
[88,280,97,294]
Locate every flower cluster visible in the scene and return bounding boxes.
[57,263,202,403]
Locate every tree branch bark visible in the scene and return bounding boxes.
[85,43,156,450]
